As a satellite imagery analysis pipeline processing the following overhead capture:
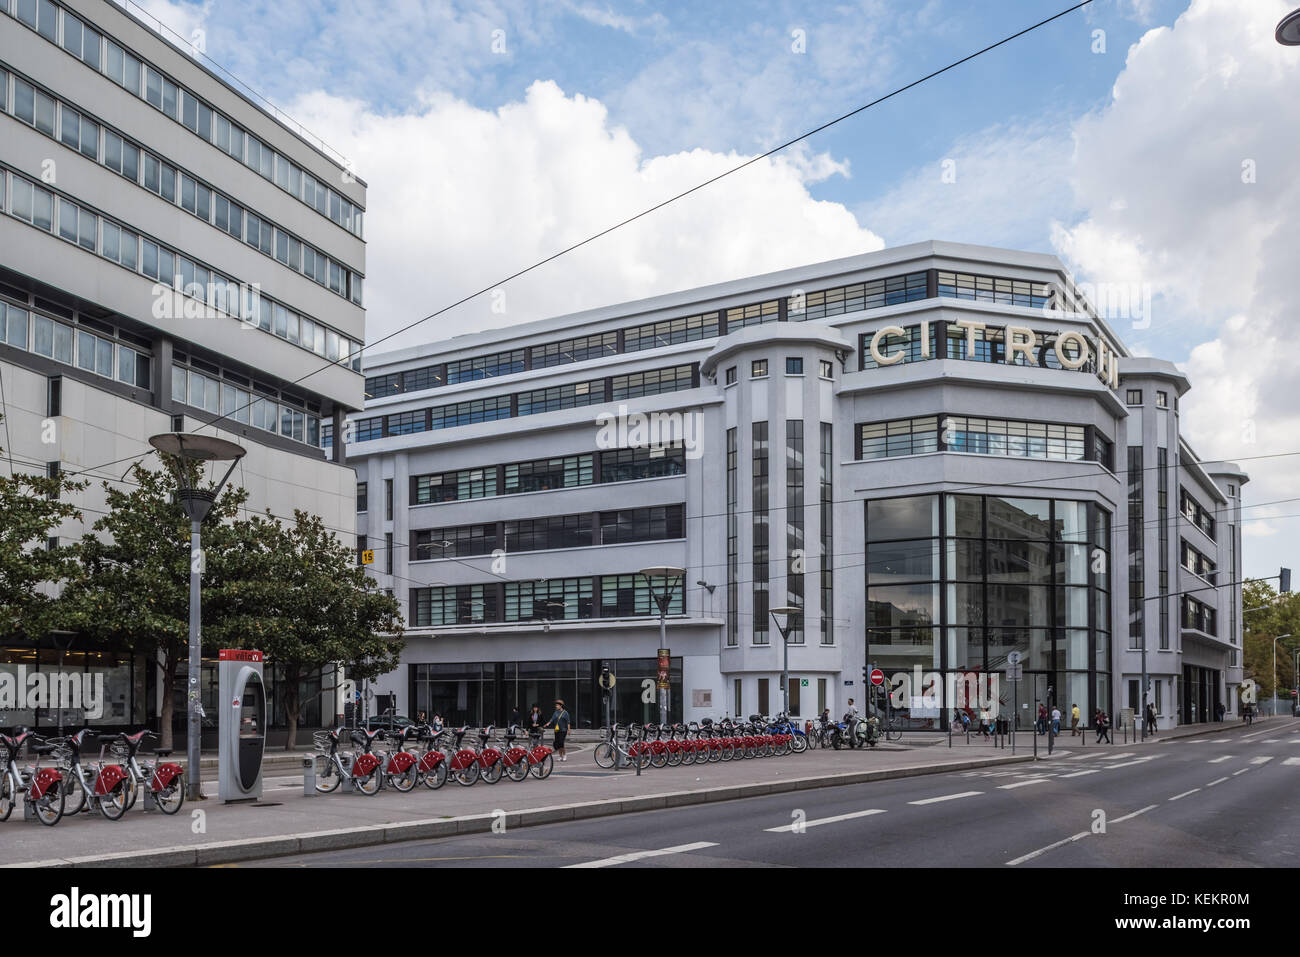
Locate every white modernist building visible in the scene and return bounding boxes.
[348,241,1246,732]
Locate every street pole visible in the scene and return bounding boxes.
[638,566,685,730]
[768,607,801,718]
[187,518,202,801]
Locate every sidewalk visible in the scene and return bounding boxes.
[2,744,1031,868]
[904,714,1290,752]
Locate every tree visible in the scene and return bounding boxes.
[212,510,403,749]
[64,459,247,750]
[0,425,88,640]
[1242,579,1300,705]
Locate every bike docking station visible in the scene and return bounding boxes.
[218,649,265,803]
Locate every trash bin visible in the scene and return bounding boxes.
[996,717,1009,735]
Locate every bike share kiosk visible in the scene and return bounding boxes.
[218,649,265,802]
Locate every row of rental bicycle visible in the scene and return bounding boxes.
[1,728,185,826]
[313,723,555,793]
[593,713,855,768]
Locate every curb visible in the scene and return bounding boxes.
[3,752,1032,869]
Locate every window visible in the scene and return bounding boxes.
[1126,389,1142,405]
[1156,391,1168,408]
[785,357,803,375]
[504,578,594,622]
[517,379,606,414]
[727,427,738,646]
[2,303,28,350]
[724,366,737,385]
[752,359,768,378]
[753,421,769,644]
[600,574,684,618]
[57,199,96,251]
[60,107,98,159]
[356,482,368,512]
[410,585,497,627]
[445,349,526,384]
[413,468,497,504]
[624,313,718,351]
[857,417,939,459]
[1228,484,1236,497]
[725,300,778,331]
[103,131,139,181]
[14,79,56,136]
[610,365,692,400]
[385,479,394,521]
[598,504,685,545]
[598,444,686,483]
[530,332,617,368]
[794,272,929,320]
[506,514,591,552]
[504,454,593,494]
[819,359,833,378]
[936,271,1051,309]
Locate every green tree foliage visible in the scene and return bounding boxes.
[214,510,403,749]
[1242,578,1300,705]
[65,458,247,749]
[0,429,88,640]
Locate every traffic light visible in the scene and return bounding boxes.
[1281,567,1292,594]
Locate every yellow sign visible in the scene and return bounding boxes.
[360,549,374,565]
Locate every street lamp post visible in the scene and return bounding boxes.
[1273,634,1293,718]
[638,566,686,727]
[769,606,802,718]
[149,432,246,801]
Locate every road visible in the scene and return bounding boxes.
[247,720,1300,868]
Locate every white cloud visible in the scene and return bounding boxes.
[1051,0,1300,575]
[290,80,883,350]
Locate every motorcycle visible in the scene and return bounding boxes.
[833,711,881,749]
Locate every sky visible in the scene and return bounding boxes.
[122,0,1300,581]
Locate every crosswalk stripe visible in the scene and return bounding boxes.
[1284,757,1300,766]
[765,809,887,833]
[1208,755,1233,764]
[1251,756,1274,765]
[909,791,983,806]
[564,842,718,868]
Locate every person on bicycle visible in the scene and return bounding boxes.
[546,700,572,762]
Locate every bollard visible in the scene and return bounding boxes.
[948,722,952,748]
[302,756,316,797]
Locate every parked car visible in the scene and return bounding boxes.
[363,713,415,732]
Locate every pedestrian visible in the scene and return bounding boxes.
[1036,704,1048,735]
[509,705,520,730]
[1070,703,1080,736]
[1050,706,1061,736]
[978,707,991,737]
[527,704,544,737]
[1216,701,1226,722]
[1095,709,1111,744]
[1144,702,1157,735]
[546,699,572,761]
[431,712,443,732]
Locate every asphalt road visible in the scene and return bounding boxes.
[247,720,1300,868]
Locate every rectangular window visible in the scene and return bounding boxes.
[385,479,394,521]
[752,359,768,378]
[753,421,769,644]
[503,454,594,494]
[786,357,803,375]
[1156,391,1168,408]
[819,359,833,378]
[1126,389,1142,405]
[624,312,719,352]
[529,331,617,368]
[725,366,737,385]
[598,443,686,483]
[727,426,738,646]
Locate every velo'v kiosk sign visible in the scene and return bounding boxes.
[218,649,265,803]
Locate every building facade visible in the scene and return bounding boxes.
[348,240,1246,732]
[0,0,365,740]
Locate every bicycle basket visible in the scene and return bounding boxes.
[312,730,333,753]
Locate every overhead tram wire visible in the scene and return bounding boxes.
[64,0,1096,483]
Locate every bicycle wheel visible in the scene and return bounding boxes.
[423,762,448,790]
[680,746,696,767]
[666,747,682,768]
[153,775,185,815]
[650,749,668,769]
[481,759,503,785]
[0,774,14,822]
[530,754,554,779]
[315,758,342,793]
[354,765,383,796]
[122,772,139,811]
[719,743,733,762]
[65,770,89,816]
[33,781,66,827]
[99,779,130,821]
[454,761,480,787]
[791,735,807,754]
[388,764,418,793]
[593,742,616,769]
[505,758,529,782]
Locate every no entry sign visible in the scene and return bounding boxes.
[869,669,885,687]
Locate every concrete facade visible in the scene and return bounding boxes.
[347,243,1242,733]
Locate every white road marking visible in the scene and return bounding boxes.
[1262,739,1281,744]
[1241,729,1274,740]
[1232,768,1251,776]
[1168,788,1200,802]
[1103,760,1145,769]
[1289,739,1300,744]
[1207,777,1230,787]
[1283,757,1300,766]
[1251,756,1274,765]
[999,779,1052,790]
[766,809,886,833]
[908,791,983,806]
[1059,769,1101,778]
[1208,755,1233,764]
[1066,751,1110,761]
[564,841,718,868]
[1006,831,1090,866]
[1112,804,1158,823]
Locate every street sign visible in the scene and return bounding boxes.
[800,678,809,687]
[1007,650,1022,667]
[360,549,374,565]
[1007,663,1023,681]
[869,669,885,687]
[598,671,617,691]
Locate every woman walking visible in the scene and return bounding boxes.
[546,699,573,762]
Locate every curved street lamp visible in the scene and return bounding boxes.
[638,566,686,726]
[769,606,803,718]
[1277,7,1300,45]
[149,432,246,800]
